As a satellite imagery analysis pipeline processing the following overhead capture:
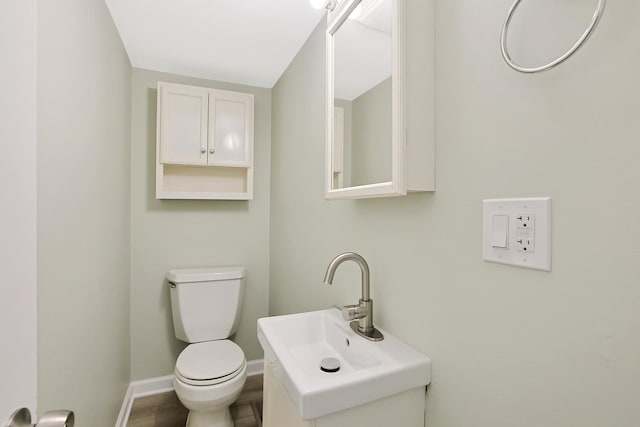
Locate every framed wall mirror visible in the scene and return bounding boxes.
[325,0,405,199]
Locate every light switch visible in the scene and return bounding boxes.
[491,214,508,248]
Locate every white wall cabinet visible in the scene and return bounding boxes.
[156,81,254,200]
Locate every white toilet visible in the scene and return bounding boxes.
[167,267,248,427]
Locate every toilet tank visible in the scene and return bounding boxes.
[167,266,246,343]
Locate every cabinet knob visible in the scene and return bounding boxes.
[209,149,215,154]
[200,148,206,154]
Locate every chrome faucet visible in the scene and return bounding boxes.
[323,252,383,341]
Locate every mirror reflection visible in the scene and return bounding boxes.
[332,0,393,189]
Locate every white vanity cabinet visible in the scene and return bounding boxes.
[156,81,254,200]
[262,363,426,427]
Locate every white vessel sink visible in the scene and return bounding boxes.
[257,309,432,420]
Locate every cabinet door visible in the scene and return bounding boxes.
[159,83,208,166]
[263,363,314,427]
[208,90,253,167]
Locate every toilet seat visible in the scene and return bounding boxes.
[176,340,246,386]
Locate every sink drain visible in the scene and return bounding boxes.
[319,357,341,373]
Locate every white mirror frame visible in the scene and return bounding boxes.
[325,0,406,199]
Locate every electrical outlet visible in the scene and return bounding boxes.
[482,198,551,271]
[516,214,534,230]
[515,213,535,253]
[516,237,535,253]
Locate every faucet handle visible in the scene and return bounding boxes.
[341,304,367,321]
[331,304,356,320]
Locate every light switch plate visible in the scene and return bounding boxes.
[482,197,551,271]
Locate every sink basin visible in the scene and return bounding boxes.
[257,309,432,420]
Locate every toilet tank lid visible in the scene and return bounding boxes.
[167,266,246,283]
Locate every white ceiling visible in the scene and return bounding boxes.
[105,0,326,88]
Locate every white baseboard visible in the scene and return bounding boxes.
[246,358,263,376]
[114,383,133,427]
[115,359,264,427]
[115,374,173,427]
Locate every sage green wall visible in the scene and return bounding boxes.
[130,68,271,380]
[271,1,640,426]
[37,0,132,424]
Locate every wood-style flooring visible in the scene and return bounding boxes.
[127,374,263,427]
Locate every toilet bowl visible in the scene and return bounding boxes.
[167,267,247,427]
[174,340,247,427]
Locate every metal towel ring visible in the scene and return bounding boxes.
[501,0,606,73]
